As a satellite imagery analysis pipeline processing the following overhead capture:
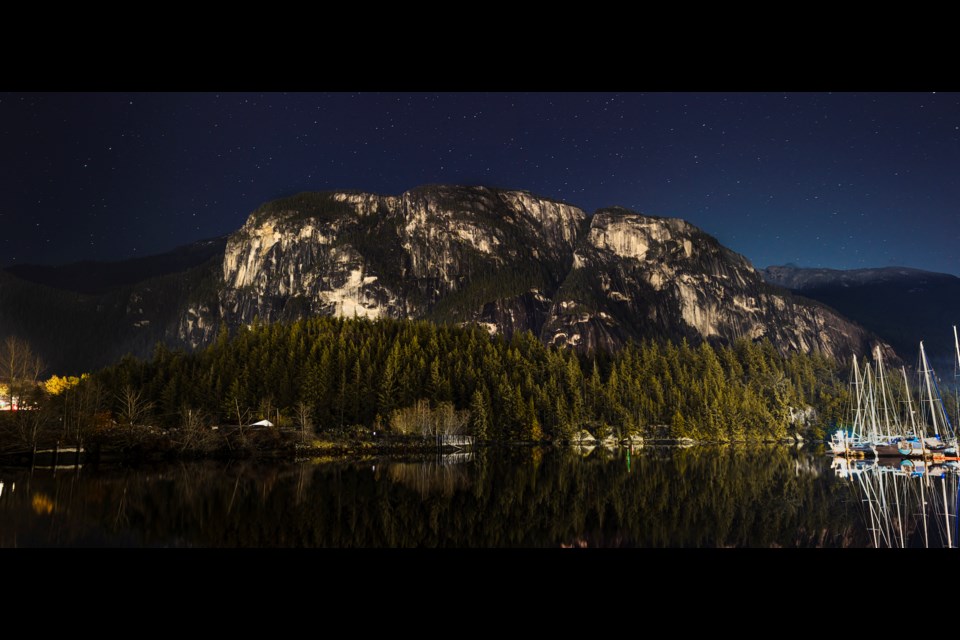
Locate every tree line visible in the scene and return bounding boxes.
[80,316,848,442]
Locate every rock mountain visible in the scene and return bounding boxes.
[2,185,888,373]
[762,264,960,365]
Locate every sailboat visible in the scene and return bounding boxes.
[831,334,959,459]
[874,341,958,457]
[829,355,876,457]
[861,347,905,456]
[831,347,909,457]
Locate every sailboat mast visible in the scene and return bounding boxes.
[954,325,960,373]
[920,342,942,438]
[851,355,863,441]
[902,367,918,436]
[866,364,881,441]
[954,325,960,431]
[875,346,896,436]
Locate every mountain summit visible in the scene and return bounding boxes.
[197,186,885,358]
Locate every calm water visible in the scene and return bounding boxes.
[0,445,957,547]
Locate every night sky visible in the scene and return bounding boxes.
[2,92,958,276]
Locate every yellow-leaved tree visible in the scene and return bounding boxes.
[43,374,88,396]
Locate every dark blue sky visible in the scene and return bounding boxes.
[2,92,958,275]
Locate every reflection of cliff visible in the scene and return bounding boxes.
[0,447,869,547]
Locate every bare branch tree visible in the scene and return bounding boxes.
[177,405,215,452]
[295,401,315,444]
[15,402,51,448]
[116,385,154,428]
[233,398,250,437]
[389,400,470,437]
[0,336,45,410]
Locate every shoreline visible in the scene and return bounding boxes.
[0,431,816,468]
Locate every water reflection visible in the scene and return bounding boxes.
[833,457,959,548]
[382,453,474,498]
[0,446,883,547]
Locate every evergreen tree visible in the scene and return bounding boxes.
[84,316,851,444]
[470,389,490,440]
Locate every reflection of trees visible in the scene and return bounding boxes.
[0,447,872,547]
[384,457,473,497]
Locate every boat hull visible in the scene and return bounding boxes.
[874,439,952,458]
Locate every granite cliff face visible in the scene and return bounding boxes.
[542,207,887,359]
[1,185,892,373]
[194,186,886,360]
[192,186,584,344]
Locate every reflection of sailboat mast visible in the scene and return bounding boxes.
[881,469,907,548]
[919,468,929,548]
[856,469,882,547]
[942,478,952,548]
[892,473,905,546]
[853,456,959,548]
[955,474,959,546]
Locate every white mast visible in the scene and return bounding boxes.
[876,347,891,432]
[864,363,881,442]
[954,325,960,430]
[851,355,864,442]
[902,367,918,437]
[954,325,960,372]
[919,341,942,438]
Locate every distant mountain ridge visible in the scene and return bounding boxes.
[763,265,944,291]
[5,236,227,295]
[0,186,891,373]
[762,264,960,365]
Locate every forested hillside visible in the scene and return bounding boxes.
[94,317,849,442]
